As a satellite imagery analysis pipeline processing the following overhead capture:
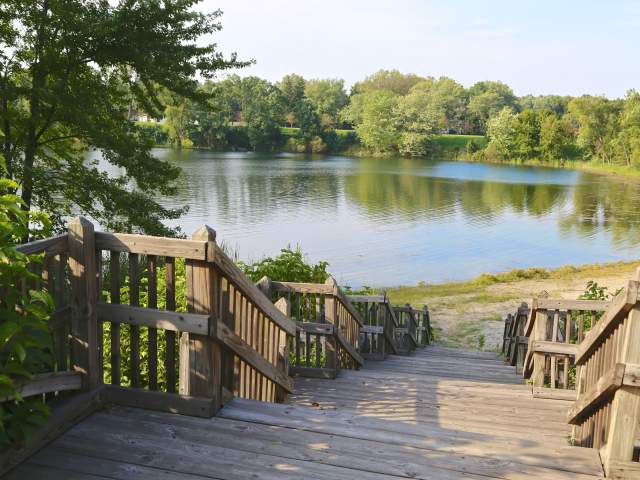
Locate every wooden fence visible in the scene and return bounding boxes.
[10,218,296,421]
[523,298,610,393]
[258,277,364,379]
[502,303,529,374]
[566,271,640,478]
[348,294,398,360]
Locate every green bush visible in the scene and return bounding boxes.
[239,247,329,283]
[0,177,54,448]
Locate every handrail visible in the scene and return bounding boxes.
[9,217,296,424]
[267,276,363,375]
[501,303,529,373]
[567,269,640,478]
[523,297,610,390]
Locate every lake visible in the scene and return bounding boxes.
[150,149,640,287]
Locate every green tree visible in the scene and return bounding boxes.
[0,0,247,237]
[163,96,193,149]
[539,113,575,161]
[304,79,348,128]
[485,107,518,159]
[614,90,640,167]
[395,87,439,156]
[568,96,622,163]
[278,74,306,127]
[352,70,424,96]
[513,110,541,159]
[467,81,518,134]
[189,81,235,149]
[354,91,399,153]
[240,77,285,151]
[410,77,467,132]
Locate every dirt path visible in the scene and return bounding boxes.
[387,261,640,351]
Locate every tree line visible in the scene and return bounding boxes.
[155,70,640,168]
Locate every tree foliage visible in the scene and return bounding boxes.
[0,173,53,447]
[0,0,248,236]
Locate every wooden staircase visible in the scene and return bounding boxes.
[5,347,604,479]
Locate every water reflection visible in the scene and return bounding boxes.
[111,149,640,286]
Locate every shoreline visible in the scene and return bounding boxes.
[386,260,640,351]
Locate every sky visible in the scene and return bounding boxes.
[197,0,640,98]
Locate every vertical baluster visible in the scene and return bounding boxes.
[129,253,140,388]
[109,251,121,386]
[165,257,176,393]
[147,255,158,390]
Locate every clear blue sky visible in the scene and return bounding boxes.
[199,0,639,98]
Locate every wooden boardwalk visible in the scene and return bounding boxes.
[6,347,604,480]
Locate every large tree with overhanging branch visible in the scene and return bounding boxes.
[0,0,248,238]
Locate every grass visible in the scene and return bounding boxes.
[387,260,640,306]
[431,134,487,150]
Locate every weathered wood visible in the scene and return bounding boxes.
[575,280,640,365]
[535,299,610,311]
[0,387,102,477]
[214,320,294,393]
[68,217,100,389]
[147,255,158,390]
[128,252,140,388]
[16,233,68,255]
[95,232,208,260]
[0,371,82,401]
[289,366,338,379]
[213,246,296,336]
[180,225,220,412]
[97,303,210,335]
[297,321,335,335]
[100,385,216,418]
[530,340,578,356]
[165,257,176,393]
[109,251,121,386]
[567,363,626,424]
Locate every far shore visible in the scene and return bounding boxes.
[386,260,640,351]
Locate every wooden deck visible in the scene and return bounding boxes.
[5,347,604,480]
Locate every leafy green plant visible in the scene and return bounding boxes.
[478,334,486,350]
[0,177,54,448]
[239,247,329,283]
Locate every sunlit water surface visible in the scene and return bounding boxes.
[101,149,640,287]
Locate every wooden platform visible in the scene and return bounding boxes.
[5,347,604,479]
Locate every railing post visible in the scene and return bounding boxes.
[531,309,547,387]
[179,225,220,413]
[68,217,100,390]
[324,276,339,372]
[274,297,290,402]
[423,305,430,346]
[256,276,272,298]
[602,269,640,476]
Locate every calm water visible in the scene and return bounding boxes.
[145,149,640,287]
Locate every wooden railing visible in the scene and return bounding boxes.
[260,277,364,378]
[523,298,610,391]
[9,218,296,421]
[501,303,529,374]
[348,293,398,360]
[392,304,419,354]
[567,271,640,478]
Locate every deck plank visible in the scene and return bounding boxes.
[6,347,604,480]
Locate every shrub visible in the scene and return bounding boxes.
[0,177,54,448]
[239,247,329,283]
